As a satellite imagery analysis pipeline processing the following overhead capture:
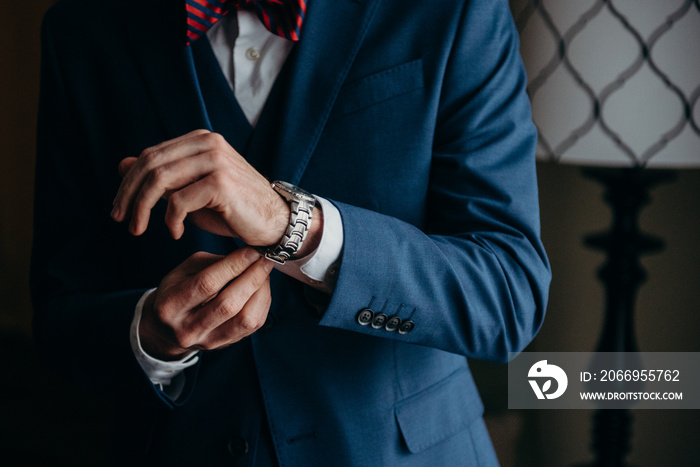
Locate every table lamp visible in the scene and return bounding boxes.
[510,0,700,465]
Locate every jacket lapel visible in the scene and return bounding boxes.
[248,0,380,185]
[123,0,212,139]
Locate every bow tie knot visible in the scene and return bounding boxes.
[186,0,307,45]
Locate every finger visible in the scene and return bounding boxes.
[156,252,225,317]
[115,132,210,214]
[199,276,271,349]
[112,130,214,223]
[171,251,224,279]
[185,257,273,332]
[129,152,229,236]
[163,173,225,240]
[117,157,138,178]
[174,248,263,314]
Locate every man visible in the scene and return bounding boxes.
[32,0,550,465]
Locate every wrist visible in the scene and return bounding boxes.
[296,206,323,258]
[266,194,292,246]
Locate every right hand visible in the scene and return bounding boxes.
[139,248,273,361]
[112,130,290,246]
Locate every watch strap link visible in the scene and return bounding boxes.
[264,183,315,264]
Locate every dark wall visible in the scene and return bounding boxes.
[0,1,51,335]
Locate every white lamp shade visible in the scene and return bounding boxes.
[512,0,700,168]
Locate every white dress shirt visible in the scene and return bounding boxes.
[129,10,344,398]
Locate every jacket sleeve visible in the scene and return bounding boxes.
[318,0,550,362]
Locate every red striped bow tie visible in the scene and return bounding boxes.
[186,0,307,45]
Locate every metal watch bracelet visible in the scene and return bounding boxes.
[263,181,316,265]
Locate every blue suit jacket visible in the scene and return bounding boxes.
[32,0,550,465]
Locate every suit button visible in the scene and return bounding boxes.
[398,320,415,335]
[356,308,374,325]
[227,436,249,458]
[371,313,388,329]
[385,315,402,332]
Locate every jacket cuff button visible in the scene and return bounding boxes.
[398,320,415,335]
[371,312,388,329]
[385,315,402,332]
[356,308,374,325]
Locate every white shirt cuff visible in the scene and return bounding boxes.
[130,289,199,399]
[274,196,343,292]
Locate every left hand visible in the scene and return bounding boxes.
[111,130,289,246]
[140,248,272,360]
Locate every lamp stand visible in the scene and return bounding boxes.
[581,167,675,467]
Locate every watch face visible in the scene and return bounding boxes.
[273,181,315,202]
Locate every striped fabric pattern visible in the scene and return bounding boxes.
[186,0,307,45]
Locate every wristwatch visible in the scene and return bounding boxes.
[264,181,316,264]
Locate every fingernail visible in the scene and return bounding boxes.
[244,248,261,263]
[263,260,274,273]
[111,205,120,220]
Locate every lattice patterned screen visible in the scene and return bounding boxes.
[510,0,700,167]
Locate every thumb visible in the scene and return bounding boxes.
[118,157,138,177]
